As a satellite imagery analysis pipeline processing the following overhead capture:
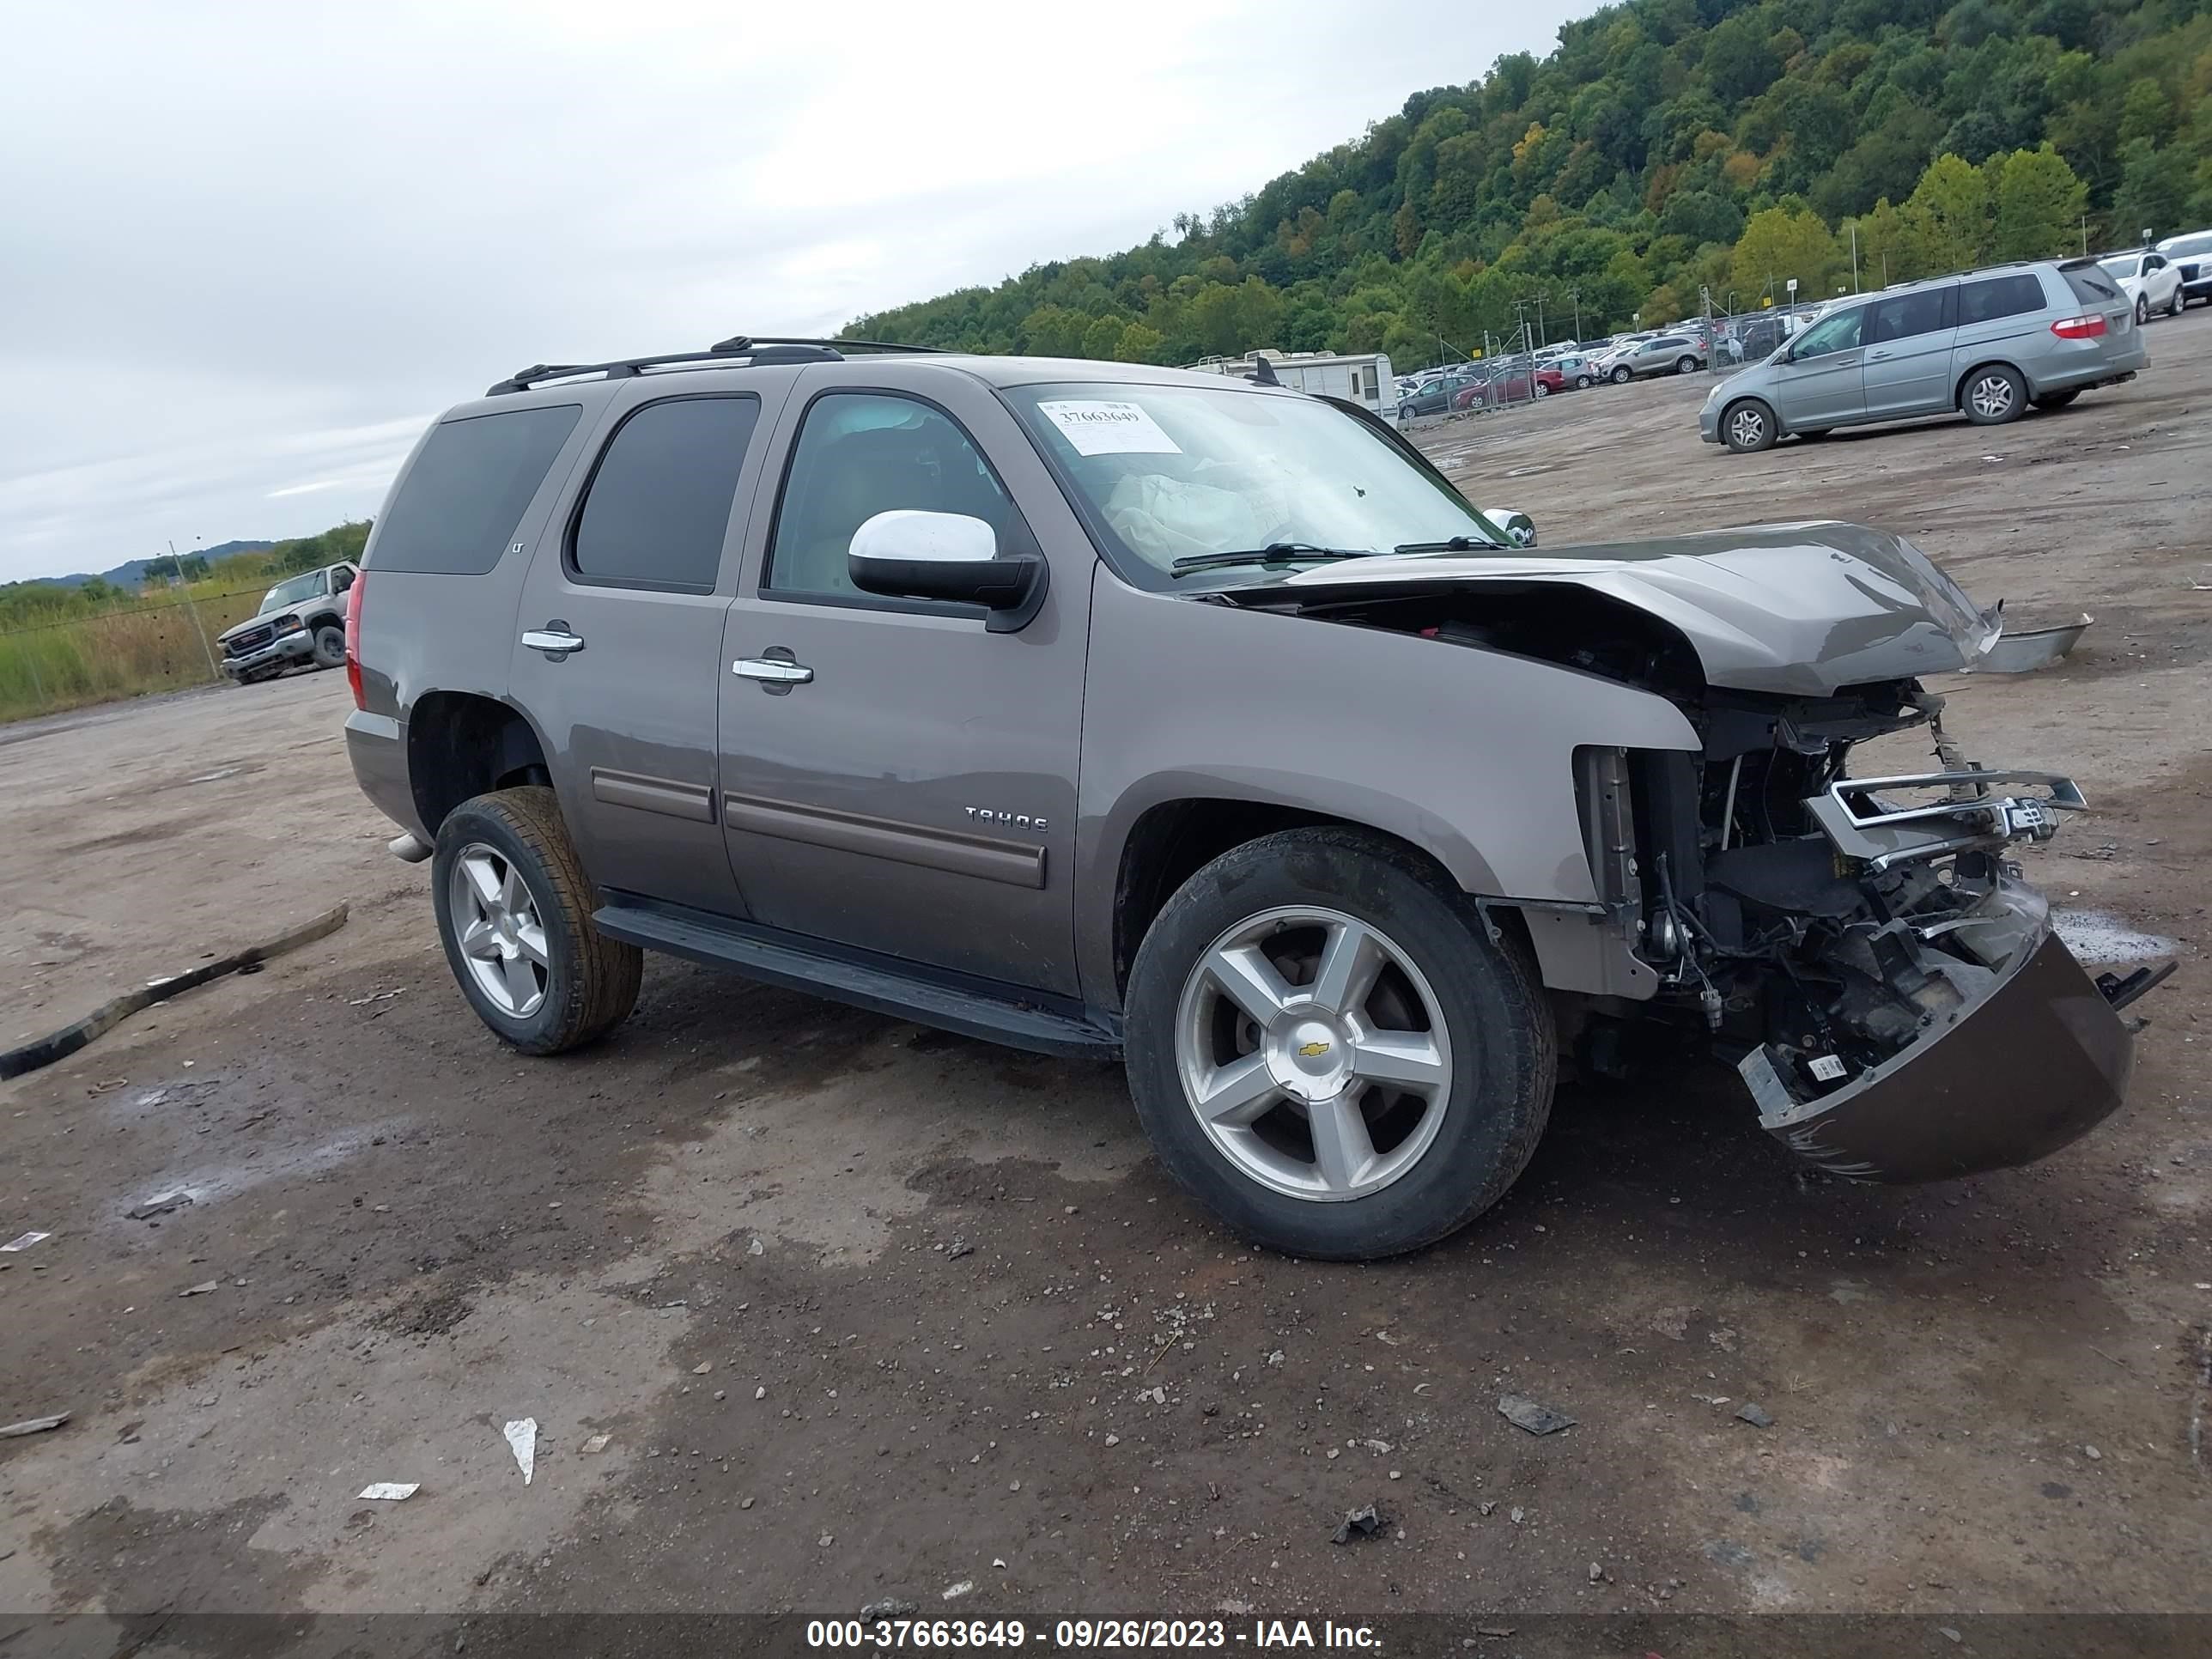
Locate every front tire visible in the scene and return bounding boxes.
[310,624,346,669]
[1611,365,1632,384]
[1124,829,1555,1261]
[1723,398,1778,453]
[431,786,641,1055]
[1963,364,2028,425]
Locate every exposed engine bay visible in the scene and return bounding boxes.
[1224,577,2153,1182]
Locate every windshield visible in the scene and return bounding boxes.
[2166,234,2212,258]
[258,571,325,614]
[1006,381,1500,584]
[2098,256,2141,280]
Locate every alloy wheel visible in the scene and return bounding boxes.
[1969,374,2016,421]
[449,843,550,1018]
[1728,406,1766,449]
[1173,907,1453,1202]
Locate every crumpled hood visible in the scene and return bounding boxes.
[1266,520,2002,696]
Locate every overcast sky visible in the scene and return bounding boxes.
[0,0,1584,583]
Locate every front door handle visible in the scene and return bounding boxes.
[522,625,586,656]
[733,656,813,685]
[1866,348,1893,362]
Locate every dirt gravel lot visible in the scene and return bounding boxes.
[4,316,2210,1651]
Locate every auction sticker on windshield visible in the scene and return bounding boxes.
[1037,399,1182,456]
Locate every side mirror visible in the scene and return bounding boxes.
[848,510,1048,633]
[1479,508,1537,548]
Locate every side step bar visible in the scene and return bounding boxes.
[592,899,1122,1061]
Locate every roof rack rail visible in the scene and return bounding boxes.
[485,336,939,397]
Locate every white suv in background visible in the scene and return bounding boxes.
[2097,248,2185,322]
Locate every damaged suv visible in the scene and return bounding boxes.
[344,338,2149,1259]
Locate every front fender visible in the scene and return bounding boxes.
[1074,568,1699,1007]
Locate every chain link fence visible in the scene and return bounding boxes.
[0,585,268,722]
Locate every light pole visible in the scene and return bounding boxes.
[167,538,220,679]
[1564,286,1583,342]
[1850,221,1861,293]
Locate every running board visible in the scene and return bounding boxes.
[592,898,1121,1061]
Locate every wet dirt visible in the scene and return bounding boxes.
[2,317,2209,1635]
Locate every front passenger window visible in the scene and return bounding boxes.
[768,393,1023,599]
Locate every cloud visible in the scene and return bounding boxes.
[0,0,1583,582]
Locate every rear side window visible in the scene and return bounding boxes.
[370,405,582,575]
[569,395,759,591]
[1869,287,1954,343]
[1959,273,2047,325]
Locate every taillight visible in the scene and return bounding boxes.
[343,571,367,709]
[2051,313,2108,339]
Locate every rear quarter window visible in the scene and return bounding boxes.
[369,405,583,575]
[1957,274,2048,325]
[2064,266,2123,306]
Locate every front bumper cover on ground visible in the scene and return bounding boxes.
[1741,905,2136,1183]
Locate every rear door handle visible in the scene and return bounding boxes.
[522,624,585,656]
[732,657,813,684]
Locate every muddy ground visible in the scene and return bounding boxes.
[3,314,2209,1651]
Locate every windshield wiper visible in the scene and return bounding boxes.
[1170,543,1374,576]
[1391,534,1502,555]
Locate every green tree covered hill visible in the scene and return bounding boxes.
[846,0,2212,367]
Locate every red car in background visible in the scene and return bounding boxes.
[1453,364,1537,409]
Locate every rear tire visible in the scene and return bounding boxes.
[1575,375,1591,389]
[431,785,641,1055]
[1124,829,1555,1261]
[310,624,346,669]
[2135,295,2149,325]
[2168,287,2185,318]
[1962,364,2028,425]
[1534,381,1550,398]
[1675,356,1698,375]
[2033,388,2081,410]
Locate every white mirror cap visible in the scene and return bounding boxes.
[1480,508,1537,549]
[849,509,998,565]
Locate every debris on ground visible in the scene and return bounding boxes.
[860,1600,919,1620]
[0,1231,51,1252]
[1735,1402,1775,1428]
[1498,1394,1576,1435]
[358,1482,419,1501]
[1331,1503,1382,1545]
[0,1413,70,1438]
[580,1434,611,1455]
[179,1280,218,1297]
[942,1581,975,1601]
[946,1238,974,1260]
[503,1417,538,1485]
[127,1192,192,1221]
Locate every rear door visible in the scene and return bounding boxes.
[1862,285,1958,417]
[1953,271,2058,384]
[717,365,1093,996]
[508,374,799,917]
[1767,306,1868,428]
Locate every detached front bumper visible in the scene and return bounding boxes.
[220,629,314,680]
[1742,906,2134,1182]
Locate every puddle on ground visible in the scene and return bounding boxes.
[2051,910,2179,965]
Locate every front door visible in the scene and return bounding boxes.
[510,378,796,918]
[719,368,1091,996]
[1863,285,1958,419]
[1769,306,1868,429]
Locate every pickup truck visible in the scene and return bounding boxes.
[219,562,359,684]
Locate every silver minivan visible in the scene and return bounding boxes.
[1700,260,2147,453]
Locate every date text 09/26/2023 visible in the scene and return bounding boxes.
[806,1619,1382,1650]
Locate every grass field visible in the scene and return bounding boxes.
[0,586,268,723]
